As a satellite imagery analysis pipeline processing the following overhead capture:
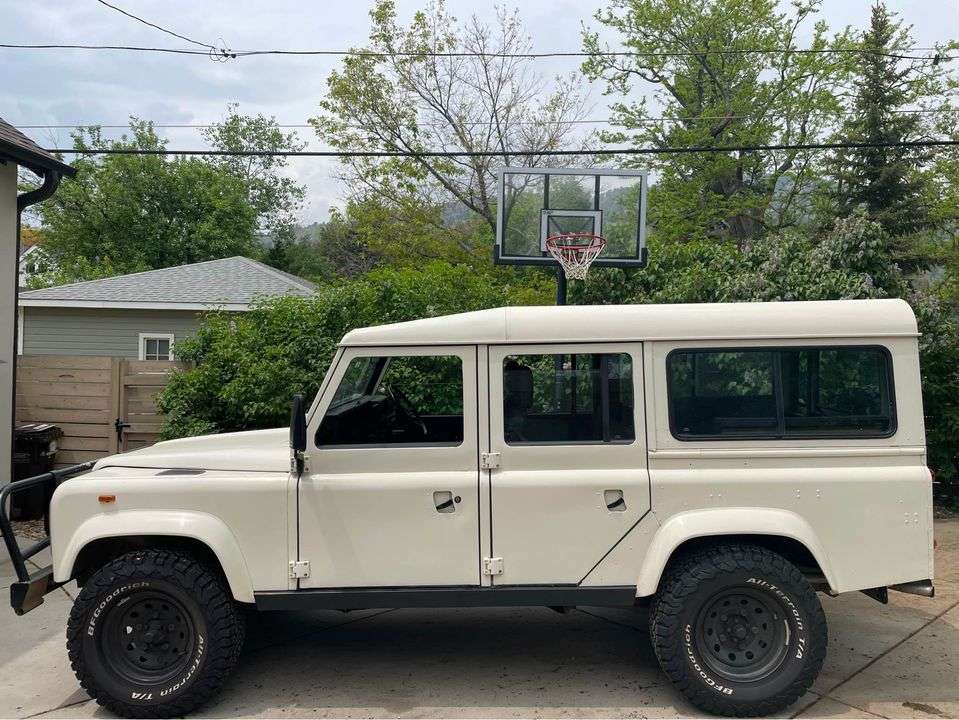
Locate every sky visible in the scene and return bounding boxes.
[2,0,957,225]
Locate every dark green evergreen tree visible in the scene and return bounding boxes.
[833,3,934,265]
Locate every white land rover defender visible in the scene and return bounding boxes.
[1,299,935,718]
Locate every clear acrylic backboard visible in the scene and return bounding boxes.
[494,167,648,268]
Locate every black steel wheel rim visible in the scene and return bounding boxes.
[100,590,197,685]
[694,587,790,682]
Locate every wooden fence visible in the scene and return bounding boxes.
[15,355,187,467]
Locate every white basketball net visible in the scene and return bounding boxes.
[545,233,607,280]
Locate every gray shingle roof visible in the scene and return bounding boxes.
[0,117,75,177]
[20,257,315,308]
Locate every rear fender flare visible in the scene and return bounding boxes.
[635,507,836,597]
[54,509,255,603]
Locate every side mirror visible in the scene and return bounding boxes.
[290,393,307,453]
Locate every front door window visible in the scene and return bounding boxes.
[317,354,464,446]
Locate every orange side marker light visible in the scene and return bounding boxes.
[98,495,116,504]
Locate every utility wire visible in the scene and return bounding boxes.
[0,42,949,62]
[44,139,959,158]
[18,108,959,131]
[93,0,211,49]
[0,43,209,55]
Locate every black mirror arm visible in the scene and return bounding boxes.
[290,394,307,473]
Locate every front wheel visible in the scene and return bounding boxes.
[650,544,827,717]
[66,549,245,718]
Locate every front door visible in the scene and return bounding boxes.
[487,343,650,585]
[299,345,480,588]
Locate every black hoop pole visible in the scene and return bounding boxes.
[556,266,567,306]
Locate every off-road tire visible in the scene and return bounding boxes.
[66,549,245,718]
[650,544,827,717]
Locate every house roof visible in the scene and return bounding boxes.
[20,256,316,311]
[341,299,918,347]
[0,117,75,177]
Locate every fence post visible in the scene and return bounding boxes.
[109,357,122,454]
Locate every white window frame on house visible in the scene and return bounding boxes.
[138,332,175,361]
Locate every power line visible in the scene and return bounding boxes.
[0,43,210,56]
[232,47,947,61]
[44,139,959,158]
[93,0,211,49]
[0,42,949,62]
[17,108,959,131]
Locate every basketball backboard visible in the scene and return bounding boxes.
[494,167,648,268]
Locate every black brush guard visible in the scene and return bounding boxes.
[0,462,94,615]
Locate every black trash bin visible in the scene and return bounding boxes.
[10,423,63,521]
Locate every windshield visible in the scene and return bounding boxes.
[328,356,383,408]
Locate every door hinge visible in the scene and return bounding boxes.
[480,452,501,470]
[482,557,504,576]
[289,560,311,579]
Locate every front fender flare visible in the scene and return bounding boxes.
[53,510,255,603]
[635,507,836,597]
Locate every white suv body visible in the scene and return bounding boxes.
[28,299,935,716]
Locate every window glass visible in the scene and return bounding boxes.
[668,347,894,440]
[317,355,463,446]
[503,353,634,444]
[668,351,777,437]
[781,348,892,436]
[143,337,171,361]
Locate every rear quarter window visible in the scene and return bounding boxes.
[667,346,896,440]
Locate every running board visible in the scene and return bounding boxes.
[254,585,638,611]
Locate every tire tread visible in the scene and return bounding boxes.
[650,543,827,717]
[66,549,245,719]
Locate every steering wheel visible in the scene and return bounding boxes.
[385,386,428,437]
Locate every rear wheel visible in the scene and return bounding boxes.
[67,549,245,718]
[650,544,827,717]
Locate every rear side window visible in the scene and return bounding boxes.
[666,351,777,437]
[503,352,635,444]
[667,347,895,440]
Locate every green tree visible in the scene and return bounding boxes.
[34,121,258,283]
[201,104,307,267]
[829,4,957,265]
[582,0,851,246]
[312,0,593,248]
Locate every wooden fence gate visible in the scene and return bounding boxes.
[16,355,187,467]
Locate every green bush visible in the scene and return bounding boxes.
[157,262,552,438]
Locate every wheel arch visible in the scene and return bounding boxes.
[55,510,255,603]
[635,508,837,597]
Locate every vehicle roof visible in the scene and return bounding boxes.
[339,299,918,347]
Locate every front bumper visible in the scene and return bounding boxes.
[10,566,62,616]
[1,462,95,615]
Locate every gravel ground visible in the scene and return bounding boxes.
[11,520,46,541]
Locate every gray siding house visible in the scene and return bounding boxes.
[18,256,315,358]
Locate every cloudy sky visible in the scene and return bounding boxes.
[2,0,955,224]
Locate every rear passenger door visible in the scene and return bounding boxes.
[486,343,650,585]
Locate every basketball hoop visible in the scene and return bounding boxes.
[545,232,607,280]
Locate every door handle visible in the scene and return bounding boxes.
[433,491,460,513]
[604,489,626,512]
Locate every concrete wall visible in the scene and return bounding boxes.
[21,307,205,358]
[0,162,15,483]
